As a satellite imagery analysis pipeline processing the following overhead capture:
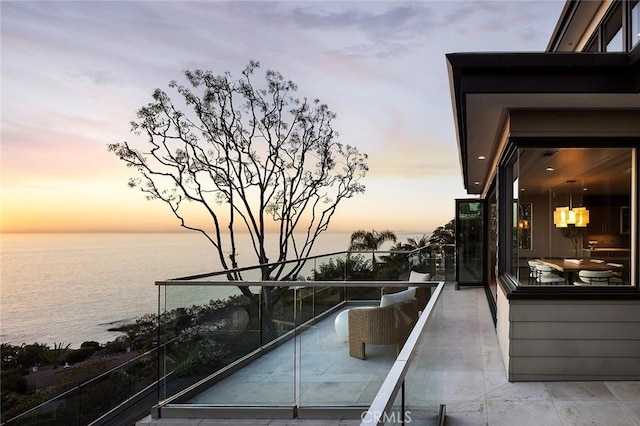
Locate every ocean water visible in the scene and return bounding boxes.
[0,232,357,347]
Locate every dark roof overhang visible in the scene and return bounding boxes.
[446,52,640,195]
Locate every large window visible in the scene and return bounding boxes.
[581,1,640,52]
[512,147,634,287]
[632,0,640,48]
[605,4,624,52]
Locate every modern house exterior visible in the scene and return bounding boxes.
[448,0,640,381]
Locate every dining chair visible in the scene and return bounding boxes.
[606,263,625,285]
[527,259,541,284]
[535,264,565,284]
[574,269,612,286]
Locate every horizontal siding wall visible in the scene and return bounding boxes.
[507,299,640,381]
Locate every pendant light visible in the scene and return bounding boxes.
[553,180,589,228]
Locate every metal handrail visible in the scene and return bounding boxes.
[161,247,439,282]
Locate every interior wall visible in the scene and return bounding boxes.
[519,192,577,261]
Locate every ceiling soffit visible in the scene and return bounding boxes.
[446,52,640,196]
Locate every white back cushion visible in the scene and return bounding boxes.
[409,271,431,282]
[380,287,416,308]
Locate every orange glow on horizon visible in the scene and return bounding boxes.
[1,184,452,235]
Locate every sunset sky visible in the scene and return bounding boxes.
[1,0,565,234]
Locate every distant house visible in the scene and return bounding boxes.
[448,0,640,381]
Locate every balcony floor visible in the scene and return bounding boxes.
[138,283,640,425]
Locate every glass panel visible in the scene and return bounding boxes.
[584,34,599,52]
[455,200,485,284]
[605,4,624,52]
[515,147,633,287]
[159,283,295,406]
[403,293,444,424]
[384,389,405,426]
[607,28,623,51]
[632,0,640,48]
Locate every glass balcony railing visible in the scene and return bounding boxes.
[153,249,450,421]
[2,349,158,426]
[2,247,452,425]
[360,282,446,425]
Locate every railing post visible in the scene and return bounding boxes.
[157,284,162,407]
[344,253,349,280]
[128,359,132,397]
[401,380,405,426]
[259,290,264,346]
[313,258,317,318]
[77,384,82,426]
[294,286,301,409]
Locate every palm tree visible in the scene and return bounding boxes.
[386,235,431,274]
[41,342,71,369]
[349,229,397,251]
[406,234,430,250]
[349,230,397,272]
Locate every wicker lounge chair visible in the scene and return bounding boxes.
[348,298,418,360]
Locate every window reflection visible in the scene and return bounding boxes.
[581,1,640,52]
[632,0,640,48]
[605,4,623,52]
[514,148,633,287]
[606,28,624,52]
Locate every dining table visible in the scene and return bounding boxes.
[539,258,624,285]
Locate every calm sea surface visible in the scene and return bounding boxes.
[0,232,360,347]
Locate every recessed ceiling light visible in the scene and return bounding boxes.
[478,156,486,160]
[474,181,480,185]
[546,167,554,171]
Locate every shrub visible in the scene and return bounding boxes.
[0,369,26,393]
[66,347,95,365]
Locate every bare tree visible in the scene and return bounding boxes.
[108,61,367,337]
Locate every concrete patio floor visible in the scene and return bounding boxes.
[189,302,396,407]
[138,283,640,425]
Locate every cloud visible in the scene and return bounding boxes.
[0,0,565,233]
[65,70,118,86]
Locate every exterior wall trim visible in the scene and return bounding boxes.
[498,273,640,300]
